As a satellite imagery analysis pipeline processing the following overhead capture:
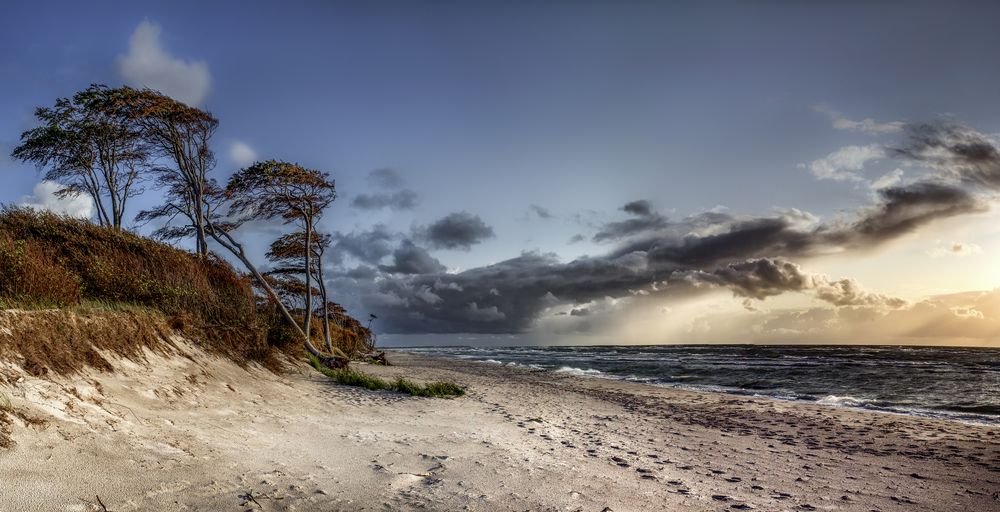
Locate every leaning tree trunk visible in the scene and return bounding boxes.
[203,223,348,367]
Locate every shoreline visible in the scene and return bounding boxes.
[376,352,1000,510]
[414,354,1000,427]
[388,350,1000,432]
[392,346,1000,427]
[1,346,997,511]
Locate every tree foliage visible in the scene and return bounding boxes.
[266,231,336,352]
[12,84,148,229]
[120,87,219,257]
[225,160,337,360]
[10,86,362,369]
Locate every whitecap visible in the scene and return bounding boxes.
[817,395,873,407]
[554,366,603,377]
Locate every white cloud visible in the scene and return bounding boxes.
[117,20,211,106]
[813,105,904,135]
[229,141,257,166]
[832,116,905,135]
[950,306,985,319]
[927,241,983,258]
[801,144,884,182]
[871,168,904,189]
[19,181,94,219]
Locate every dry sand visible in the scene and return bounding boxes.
[0,345,997,511]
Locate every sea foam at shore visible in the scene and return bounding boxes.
[401,344,1000,424]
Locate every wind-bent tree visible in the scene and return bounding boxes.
[122,87,218,257]
[266,231,336,352]
[12,84,148,229]
[223,160,340,362]
[200,213,347,364]
[366,313,378,351]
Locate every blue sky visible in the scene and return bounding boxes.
[4,1,1000,346]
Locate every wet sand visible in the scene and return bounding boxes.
[0,346,997,511]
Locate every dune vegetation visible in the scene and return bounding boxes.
[308,354,465,398]
[1,84,461,396]
[0,207,340,374]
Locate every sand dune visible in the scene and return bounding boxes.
[0,347,997,511]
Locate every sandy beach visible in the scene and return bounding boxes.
[0,345,997,511]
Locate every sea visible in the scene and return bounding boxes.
[402,345,1000,425]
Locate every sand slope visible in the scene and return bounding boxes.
[0,347,997,511]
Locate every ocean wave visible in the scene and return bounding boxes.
[467,358,543,369]
[817,395,875,407]
[554,366,604,377]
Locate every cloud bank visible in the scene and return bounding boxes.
[319,118,1000,337]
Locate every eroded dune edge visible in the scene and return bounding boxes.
[0,346,997,511]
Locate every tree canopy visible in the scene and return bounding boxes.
[10,86,357,368]
[12,84,149,230]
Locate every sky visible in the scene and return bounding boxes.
[3,1,1000,347]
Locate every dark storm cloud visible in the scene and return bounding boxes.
[610,180,984,269]
[892,122,1000,188]
[676,257,907,309]
[637,214,811,268]
[334,119,999,334]
[378,239,446,275]
[349,250,657,333]
[833,182,984,248]
[622,199,653,216]
[350,168,418,210]
[419,212,495,250]
[359,175,976,333]
[592,208,669,243]
[344,265,378,279]
[350,184,978,333]
[674,258,809,300]
[331,224,397,264]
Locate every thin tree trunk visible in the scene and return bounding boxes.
[303,216,314,343]
[316,251,333,353]
[197,171,209,257]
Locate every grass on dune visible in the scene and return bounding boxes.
[0,208,374,375]
[0,207,273,366]
[309,355,464,398]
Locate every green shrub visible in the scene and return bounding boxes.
[309,355,464,398]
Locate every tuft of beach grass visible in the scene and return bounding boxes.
[309,355,464,398]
